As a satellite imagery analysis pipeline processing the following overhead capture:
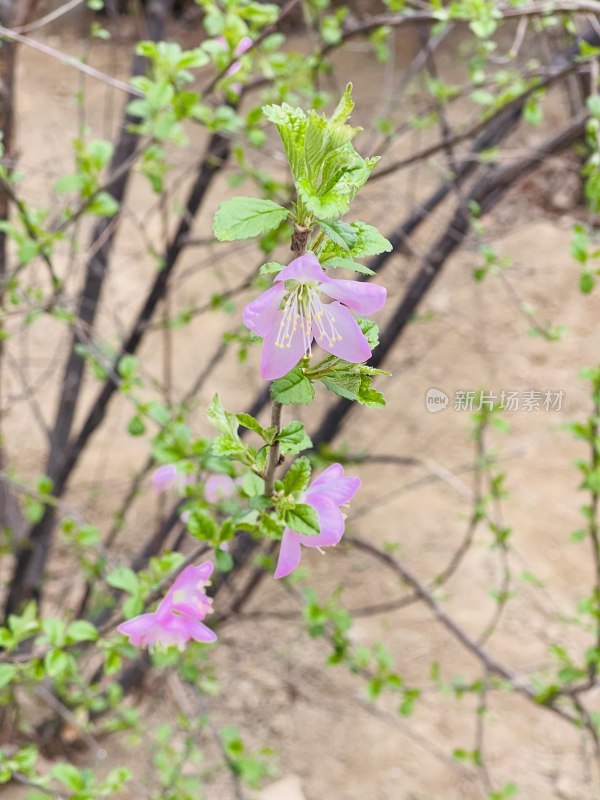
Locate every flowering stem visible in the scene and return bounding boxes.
[263,221,312,495]
[264,400,282,497]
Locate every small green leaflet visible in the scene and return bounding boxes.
[270,366,315,405]
[208,394,239,438]
[282,456,312,495]
[277,421,312,455]
[284,503,320,536]
[186,509,218,541]
[358,318,380,348]
[321,257,375,276]
[318,219,357,251]
[321,220,392,261]
[213,197,289,241]
[259,261,284,276]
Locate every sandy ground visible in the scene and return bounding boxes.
[2,18,600,800]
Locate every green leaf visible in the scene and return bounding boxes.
[88,191,119,217]
[262,103,308,182]
[236,412,267,439]
[270,366,315,405]
[321,221,392,261]
[52,763,84,791]
[277,421,313,455]
[297,176,352,220]
[284,503,320,536]
[185,509,218,541]
[321,369,362,401]
[331,83,355,124]
[44,649,70,679]
[55,173,85,194]
[580,271,595,294]
[212,434,248,459]
[358,318,380,348]
[358,382,386,408]
[118,354,138,379]
[318,219,357,251]
[282,457,311,495]
[215,548,234,573]
[106,566,139,595]
[321,256,375,275]
[66,620,98,643]
[127,415,146,436]
[259,261,284,276]
[42,617,66,647]
[0,664,17,689]
[241,472,265,497]
[208,394,240,437]
[213,197,289,241]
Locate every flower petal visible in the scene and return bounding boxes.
[117,613,158,645]
[321,279,386,315]
[319,302,372,363]
[260,314,309,380]
[308,464,361,505]
[185,617,218,644]
[275,253,326,284]
[234,36,253,56]
[296,494,344,547]
[274,530,302,579]
[242,284,286,337]
[152,464,178,493]
[170,563,213,595]
[205,474,237,503]
[168,563,214,619]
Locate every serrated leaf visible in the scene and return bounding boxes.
[277,421,312,455]
[318,219,357,251]
[185,509,218,541]
[284,502,320,536]
[263,102,308,181]
[330,82,355,124]
[236,412,267,438]
[282,457,311,494]
[321,221,392,262]
[358,381,386,408]
[297,176,351,220]
[358,318,380,348]
[321,370,361,400]
[213,197,289,241]
[270,366,315,405]
[208,394,239,437]
[212,434,247,458]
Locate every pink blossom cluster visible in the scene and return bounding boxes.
[119,253,377,650]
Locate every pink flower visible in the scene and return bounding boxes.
[243,254,386,381]
[274,464,360,579]
[117,562,216,649]
[205,474,238,503]
[152,464,193,493]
